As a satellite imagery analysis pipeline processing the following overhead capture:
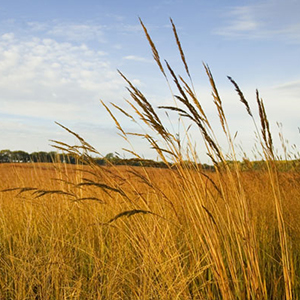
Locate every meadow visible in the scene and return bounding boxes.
[1,19,300,299]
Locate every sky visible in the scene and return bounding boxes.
[0,0,299,162]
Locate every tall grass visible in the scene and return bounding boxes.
[1,19,300,299]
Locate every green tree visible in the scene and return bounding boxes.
[11,151,30,162]
[0,150,12,163]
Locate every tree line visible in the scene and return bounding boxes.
[0,149,216,170]
[0,149,74,164]
[0,149,115,165]
[0,149,168,168]
[2,149,297,171]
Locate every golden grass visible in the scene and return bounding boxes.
[1,19,300,299]
[1,163,300,299]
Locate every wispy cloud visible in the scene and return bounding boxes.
[27,21,48,32]
[216,6,261,36]
[274,79,300,90]
[272,79,300,100]
[27,21,106,42]
[215,1,300,43]
[123,55,152,62]
[47,23,105,42]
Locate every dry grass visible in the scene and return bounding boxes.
[1,163,300,299]
[1,19,300,299]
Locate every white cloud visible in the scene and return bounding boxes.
[123,55,152,63]
[25,20,142,43]
[26,21,106,43]
[268,79,300,107]
[274,79,300,92]
[115,24,142,33]
[0,31,126,126]
[215,1,300,43]
[47,23,105,42]
[218,6,261,35]
[1,32,15,40]
[0,25,135,153]
[27,21,48,32]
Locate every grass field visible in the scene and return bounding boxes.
[1,19,300,299]
[1,162,300,299]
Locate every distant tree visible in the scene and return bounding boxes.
[94,158,105,165]
[30,151,53,163]
[201,163,215,172]
[0,149,11,163]
[105,153,115,160]
[30,152,40,162]
[48,151,58,162]
[11,150,30,163]
[62,154,76,164]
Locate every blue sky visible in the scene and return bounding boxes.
[0,0,299,161]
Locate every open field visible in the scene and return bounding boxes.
[1,20,299,300]
[1,162,300,299]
